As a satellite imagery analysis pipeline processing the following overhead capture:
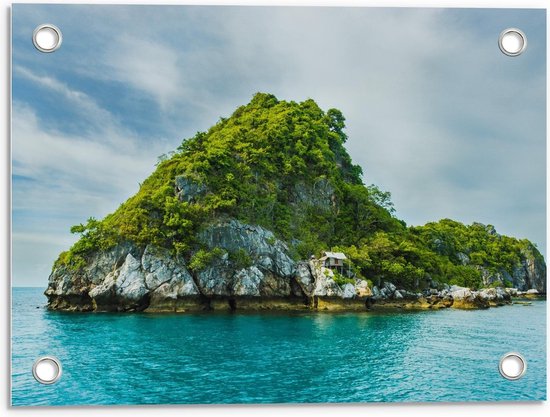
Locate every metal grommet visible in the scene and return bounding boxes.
[499,352,527,380]
[32,356,63,385]
[498,28,527,57]
[32,24,63,53]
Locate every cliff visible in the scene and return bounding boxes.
[45,93,546,312]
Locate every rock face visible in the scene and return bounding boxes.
[480,249,546,293]
[290,179,335,211]
[45,217,544,312]
[46,219,299,312]
[45,218,426,312]
[175,175,207,203]
[512,248,546,293]
[46,244,201,312]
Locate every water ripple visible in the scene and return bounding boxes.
[11,288,546,405]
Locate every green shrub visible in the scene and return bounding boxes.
[333,272,355,286]
[228,248,253,270]
[189,248,226,272]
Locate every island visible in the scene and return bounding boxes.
[45,93,546,312]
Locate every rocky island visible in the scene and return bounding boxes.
[45,94,546,312]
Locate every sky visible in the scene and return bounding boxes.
[11,5,546,287]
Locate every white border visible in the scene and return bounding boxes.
[1,1,548,416]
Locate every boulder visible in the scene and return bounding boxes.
[383,281,397,294]
[505,288,519,297]
[477,287,511,306]
[456,252,470,265]
[451,287,489,309]
[312,267,343,297]
[341,283,356,299]
[355,280,372,297]
[294,261,315,296]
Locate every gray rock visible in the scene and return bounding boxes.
[46,218,303,311]
[142,246,199,297]
[233,267,263,296]
[450,287,491,309]
[115,253,148,302]
[456,252,470,265]
[294,261,315,296]
[451,287,473,300]
[504,287,519,297]
[88,271,117,302]
[383,281,397,294]
[477,287,510,305]
[291,179,335,211]
[196,253,233,296]
[259,270,291,297]
[341,283,356,299]
[480,268,513,289]
[312,268,342,297]
[354,280,371,297]
[512,248,546,292]
[200,219,295,277]
[175,175,207,203]
[469,244,547,293]
[46,214,544,312]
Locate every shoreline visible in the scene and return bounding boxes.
[44,292,547,314]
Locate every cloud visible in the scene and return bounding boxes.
[212,7,546,249]
[104,36,185,111]
[11,72,169,283]
[14,65,117,130]
[11,6,546,286]
[11,95,172,231]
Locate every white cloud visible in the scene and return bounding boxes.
[105,36,185,110]
[12,101,155,195]
[14,65,117,130]
[11,83,168,283]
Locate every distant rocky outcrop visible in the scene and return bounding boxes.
[477,248,546,293]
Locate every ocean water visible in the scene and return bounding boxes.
[11,287,546,406]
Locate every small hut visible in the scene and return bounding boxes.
[319,251,347,274]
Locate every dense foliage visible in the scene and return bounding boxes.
[55,93,543,290]
[337,219,541,290]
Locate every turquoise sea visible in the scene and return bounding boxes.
[11,287,546,406]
